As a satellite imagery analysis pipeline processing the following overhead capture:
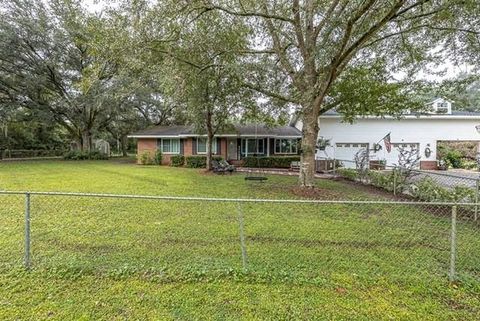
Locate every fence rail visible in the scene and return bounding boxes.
[0,190,479,284]
[316,157,480,205]
[1,149,64,160]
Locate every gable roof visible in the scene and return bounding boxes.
[129,124,302,138]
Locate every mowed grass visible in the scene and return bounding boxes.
[0,159,479,320]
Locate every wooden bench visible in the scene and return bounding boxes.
[290,161,301,171]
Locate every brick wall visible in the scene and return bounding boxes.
[420,161,438,170]
[137,137,229,165]
[137,139,157,164]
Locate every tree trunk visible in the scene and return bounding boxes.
[81,130,93,152]
[205,110,214,171]
[299,111,319,187]
[206,135,213,170]
[120,135,128,157]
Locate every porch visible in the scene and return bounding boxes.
[225,137,300,162]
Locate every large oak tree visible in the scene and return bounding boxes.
[192,0,480,186]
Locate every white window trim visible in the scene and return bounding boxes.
[242,138,265,156]
[160,138,181,154]
[197,137,217,154]
[274,138,298,155]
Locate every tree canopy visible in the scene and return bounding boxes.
[0,0,479,184]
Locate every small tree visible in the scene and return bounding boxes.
[159,10,253,170]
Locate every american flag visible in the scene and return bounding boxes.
[383,133,392,153]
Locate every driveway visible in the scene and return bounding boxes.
[409,169,480,189]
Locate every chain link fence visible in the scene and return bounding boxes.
[317,157,480,205]
[0,191,478,284]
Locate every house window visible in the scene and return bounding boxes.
[336,143,368,148]
[197,138,217,154]
[275,139,298,154]
[242,139,264,155]
[436,102,449,114]
[159,138,180,154]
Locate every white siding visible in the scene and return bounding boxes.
[298,116,480,166]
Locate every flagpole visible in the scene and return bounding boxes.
[376,132,391,146]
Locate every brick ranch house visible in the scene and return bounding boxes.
[129,124,302,165]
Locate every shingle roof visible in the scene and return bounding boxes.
[129,124,302,137]
[451,110,480,116]
[320,109,480,117]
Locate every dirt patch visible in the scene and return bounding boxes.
[290,186,344,200]
[330,177,412,201]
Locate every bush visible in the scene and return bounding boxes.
[88,150,109,160]
[139,151,154,165]
[243,156,300,168]
[64,150,108,160]
[170,155,185,167]
[444,150,463,169]
[154,149,163,165]
[337,168,359,181]
[410,177,476,203]
[185,155,223,168]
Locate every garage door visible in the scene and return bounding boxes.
[334,143,369,168]
[384,143,420,167]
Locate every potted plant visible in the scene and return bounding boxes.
[316,138,331,151]
[438,159,448,170]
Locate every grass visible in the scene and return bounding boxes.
[0,159,479,320]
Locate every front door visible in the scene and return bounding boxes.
[227,138,237,160]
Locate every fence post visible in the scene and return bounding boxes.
[24,192,31,269]
[237,203,248,270]
[475,178,479,221]
[393,168,397,196]
[449,205,457,282]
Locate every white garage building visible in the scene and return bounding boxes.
[296,98,480,170]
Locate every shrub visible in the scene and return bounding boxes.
[88,150,109,160]
[154,149,163,165]
[64,150,108,160]
[444,150,463,168]
[139,151,154,165]
[170,155,185,167]
[242,156,300,168]
[185,155,223,168]
[409,177,476,203]
[337,168,359,181]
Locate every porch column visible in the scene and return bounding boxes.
[245,138,248,158]
[267,138,270,156]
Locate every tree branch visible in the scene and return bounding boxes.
[242,81,298,104]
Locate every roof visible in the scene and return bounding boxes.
[320,109,480,118]
[129,124,302,138]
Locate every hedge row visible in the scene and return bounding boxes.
[170,155,185,167]
[64,150,109,160]
[243,156,300,168]
[185,155,223,168]
[337,168,477,203]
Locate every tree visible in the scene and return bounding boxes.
[430,73,480,111]
[192,0,480,186]
[115,0,254,170]
[0,0,118,151]
[159,10,253,170]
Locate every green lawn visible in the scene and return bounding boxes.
[0,159,479,320]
